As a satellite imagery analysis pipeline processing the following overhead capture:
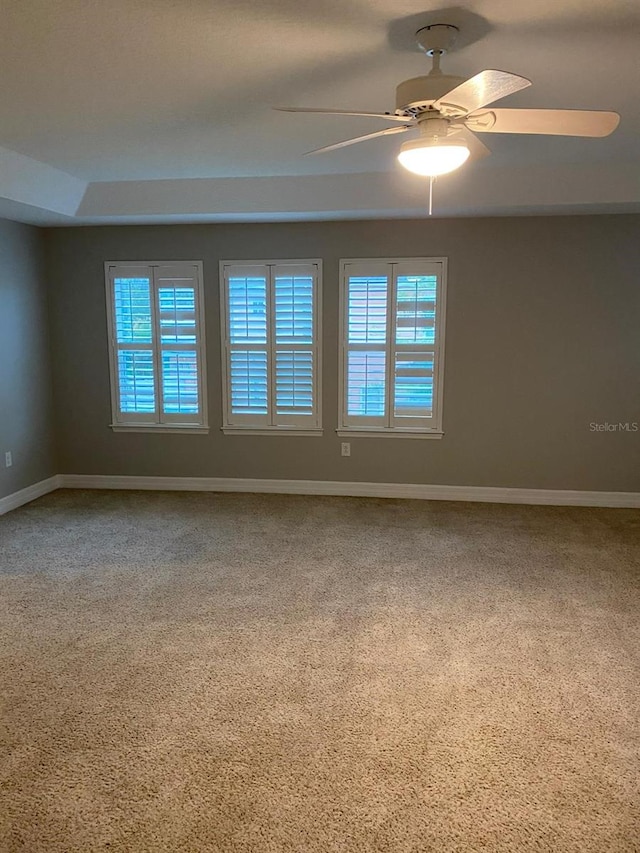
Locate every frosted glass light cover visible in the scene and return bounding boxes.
[397,140,470,176]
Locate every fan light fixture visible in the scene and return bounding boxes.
[397,137,470,177]
[276,20,621,199]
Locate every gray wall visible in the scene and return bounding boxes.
[0,219,56,499]
[45,215,640,492]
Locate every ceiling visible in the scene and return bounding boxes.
[1,0,638,225]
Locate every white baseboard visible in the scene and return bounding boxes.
[0,475,63,516]
[58,474,640,508]
[2,474,637,510]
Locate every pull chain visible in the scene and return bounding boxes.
[428,175,435,216]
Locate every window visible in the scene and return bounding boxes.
[105,262,208,432]
[220,260,322,434]
[338,258,446,438]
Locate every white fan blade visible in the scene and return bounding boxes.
[275,107,414,124]
[435,70,531,116]
[305,125,412,155]
[466,108,620,137]
[450,126,491,161]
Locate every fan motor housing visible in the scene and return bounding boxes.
[396,74,466,115]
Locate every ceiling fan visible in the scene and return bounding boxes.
[275,24,620,181]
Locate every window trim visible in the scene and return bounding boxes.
[105,261,209,433]
[337,257,447,438]
[219,259,323,436]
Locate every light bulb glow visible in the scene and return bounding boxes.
[397,138,470,177]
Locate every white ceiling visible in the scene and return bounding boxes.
[0,0,638,224]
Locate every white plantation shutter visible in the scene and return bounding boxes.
[154,265,205,424]
[347,351,386,420]
[276,351,314,416]
[390,262,441,429]
[343,264,389,428]
[224,265,269,426]
[117,350,156,415]
[221,261,321,432]
[340,258,446,435]
[111,269,156,421]
[273,264,317,426]
[230,350,269,416]
[105,262,208,430]
[394,352,434,418]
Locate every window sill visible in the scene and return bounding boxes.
[111,424,209,434]
[222,427,323,437]
[336,429,444,440]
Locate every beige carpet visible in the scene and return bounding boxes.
[0,490,639,852]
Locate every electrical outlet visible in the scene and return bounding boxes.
[341,442,351,457]
[5,451,12,468]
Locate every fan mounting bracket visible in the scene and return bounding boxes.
[464,111,497,131]
[415,24,459,57]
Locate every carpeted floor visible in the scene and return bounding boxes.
[0,490,639,852]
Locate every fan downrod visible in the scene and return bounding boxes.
[395,25,465,115]
[415,24,459,57]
